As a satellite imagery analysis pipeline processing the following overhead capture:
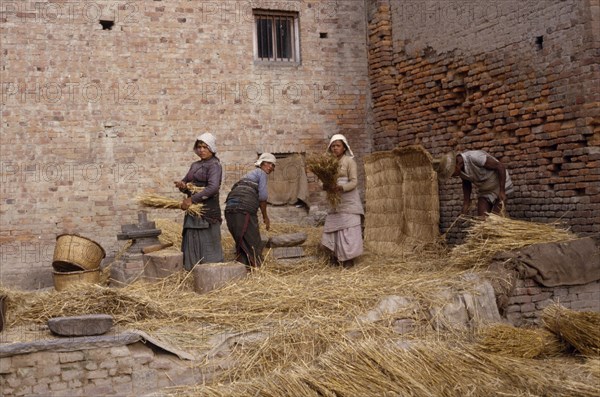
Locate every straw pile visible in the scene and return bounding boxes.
[165,339,600,397]
[476,323,567,358]
[542,304,600,357]
[136,193,204,217]
[363,146,441,253]
[450,213,576,268]
[306,154,340,207]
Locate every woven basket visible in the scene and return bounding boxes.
[52,234,106,272]
[53,268,101,291]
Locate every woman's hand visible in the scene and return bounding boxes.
[174,181,186,189]
[180,197,192,210]
[263,216,271,231]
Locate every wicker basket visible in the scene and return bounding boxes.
[53,268,101,291]
[52,234,106,272]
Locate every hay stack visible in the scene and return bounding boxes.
[363,146,440,253]
[136,193,204,217]
[306,154,340,207]
[450,214,576,268]
[477,323,567,358]
[542,304,600,356]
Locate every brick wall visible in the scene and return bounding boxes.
[368,0,600,243]
[504,278,600,327]
[0,1,370,288]
[0,341,200,396]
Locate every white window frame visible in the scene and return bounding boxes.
[253,9,300,64]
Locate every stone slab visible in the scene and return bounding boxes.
[267,233,308,248]
[192,262,247,294]
[48,314,114,337]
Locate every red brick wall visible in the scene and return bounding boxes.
[505,278,600,326]
[0,1,369,288]
[368,0,600,243]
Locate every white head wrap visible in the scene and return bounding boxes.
[327,134,354,157]
[255,152,277,167]
[195,133,217,154]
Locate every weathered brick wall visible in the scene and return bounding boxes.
[368,0,600,243]
[0,1,369,288]
[504,278,600,326]
[0,341,199,396]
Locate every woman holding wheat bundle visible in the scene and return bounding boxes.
[174,133,224,270]
[321,134,364,267]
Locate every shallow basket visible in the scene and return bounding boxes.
[52,234,106,272]
[53,268,101,291]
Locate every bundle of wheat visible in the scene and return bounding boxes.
[450,214,576,268]
[306,154,340,208]
[185,183,204,194]
[136,193,204,217]
[476,323,567,358]
[542,304,600,357]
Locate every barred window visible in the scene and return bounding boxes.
[253,10,300,63]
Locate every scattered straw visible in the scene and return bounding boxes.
[165,339,600,397]
[136,193,204,217]
[306,154,340,208]
[477,323,567,358]
[450,213,576,268]
[542,304,600,357]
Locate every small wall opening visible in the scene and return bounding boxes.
[100,20,114,30]
[535,35,543,50]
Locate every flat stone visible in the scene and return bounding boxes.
[48,314,113,337]
[267,233,308,248]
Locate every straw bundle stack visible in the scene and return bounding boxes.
[476,323,567,358]
[542,304,600,357]
[450,214,576,268]
[136,193,204,217]
[306,154,340,207]
[363,146,440,253]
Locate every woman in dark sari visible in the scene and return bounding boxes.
[174,133,224,270]
[225,153,276,268]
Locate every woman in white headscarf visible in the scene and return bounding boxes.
[225,153,276,268]
[174,133,224,270]
[321,134,364,267]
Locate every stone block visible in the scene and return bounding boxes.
[48,314,113,337]
[272,246,305,259]
[59,351,85,364]
[267,233,308,247]
[143,250,183,280]
[192,262,248,294]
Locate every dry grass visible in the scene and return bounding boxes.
[306,154,341,208]
[476,323,568,358]
[542,304,600,357]
[136,193,204,217]
[2,220,597,397]
[165,339,600,397]
[450,213,576,268]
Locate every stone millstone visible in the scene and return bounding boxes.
[48,314,114,337]
[267,232,308,248]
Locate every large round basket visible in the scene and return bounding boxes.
[52,234,106,272]
[53,268,101,291]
